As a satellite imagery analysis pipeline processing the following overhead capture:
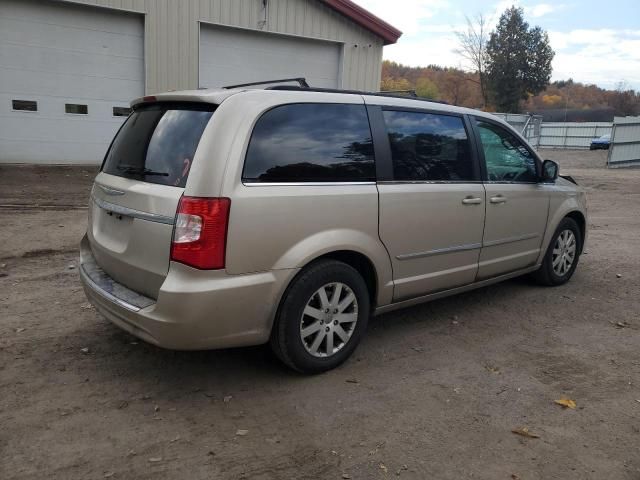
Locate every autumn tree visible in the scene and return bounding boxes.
[415,77,439,99]
[380,76,412,92]
[608,81,640,116]
[486,6,554,112]
[455,14,489,107]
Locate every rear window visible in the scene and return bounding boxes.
[102,103,215,187]
[242,103,375,183]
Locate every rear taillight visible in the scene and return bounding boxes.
[170,196,231,270]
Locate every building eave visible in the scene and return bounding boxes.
[321,0,402,45]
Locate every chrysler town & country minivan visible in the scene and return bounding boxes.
[80,83,588,373]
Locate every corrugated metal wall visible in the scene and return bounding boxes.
[492,113,543,149]
[538,122,612,149]
[608,116,640,168]
[60,0,384,93]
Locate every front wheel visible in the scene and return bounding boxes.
[532,217,582,286]
[270,260,370,373]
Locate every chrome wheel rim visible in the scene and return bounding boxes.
[300,282,358,358]
[552,229,577,276]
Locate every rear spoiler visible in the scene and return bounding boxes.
[130,89,237,108]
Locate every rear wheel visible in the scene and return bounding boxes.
[270,260,370,373]
[532,217,582,286]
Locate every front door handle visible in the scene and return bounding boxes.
[462,196,483,205]
[490,195,507,204]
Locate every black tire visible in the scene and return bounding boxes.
[532,217,582,286]
[270,259,370,374]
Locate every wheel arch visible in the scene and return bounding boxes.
[565,210,586,254]
[538,201,588,266]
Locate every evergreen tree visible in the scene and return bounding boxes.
[486,7,554,112]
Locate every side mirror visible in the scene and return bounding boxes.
[542,160,559,182]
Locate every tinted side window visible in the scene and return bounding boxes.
[383,110,474,181]
[243,104,375,182]
[476,120,538,183]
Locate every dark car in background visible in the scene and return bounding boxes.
[590,134,611,150]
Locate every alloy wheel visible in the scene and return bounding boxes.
[299,282,359,358]
[552,229,577,276]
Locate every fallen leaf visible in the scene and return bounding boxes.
[342,474,351,479]
[236,429,249,436]
[512,427,540,438]
[80,347,90,354]
[554,397,577,409]
[379,463,388,473]
[223,395,233,403]
[104,472,115,478]
[511,475,520,480]
[485,365,501,374]
[345,379,359,384]
[148,457,162,463]
[15,327,26,333]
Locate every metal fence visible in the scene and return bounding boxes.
[608,116,640,168]
[493,113,543,148]
[538,122,612,149]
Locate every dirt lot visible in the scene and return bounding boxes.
[1,150,639,479]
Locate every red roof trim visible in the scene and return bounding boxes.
[321,0,402,45]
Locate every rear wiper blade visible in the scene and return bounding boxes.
[117,165,169,176]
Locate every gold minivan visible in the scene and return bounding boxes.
[80,82,588,373]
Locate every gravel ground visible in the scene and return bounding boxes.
[1,149,639,480]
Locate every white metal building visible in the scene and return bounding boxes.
[0,0,400,164]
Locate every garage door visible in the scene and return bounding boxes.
[199,25,342,89]
[0,0,144,164]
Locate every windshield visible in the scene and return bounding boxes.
[102,103,216,187]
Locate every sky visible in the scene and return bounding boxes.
[355,0,640,90]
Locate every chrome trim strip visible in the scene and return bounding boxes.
[396,242,482,260]
[79,265,141,312]
[483,233,540,248]
[242,182,376,187]
[91,195,174,225]
[377,180,484,185]
[374,265,540,316]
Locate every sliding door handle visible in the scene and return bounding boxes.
[462,197,483,205]
[490,195,507,204]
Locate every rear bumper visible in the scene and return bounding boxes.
[80,235,297,350]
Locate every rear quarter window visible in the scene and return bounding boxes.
[242,103,375,183]
[102,103,215,188]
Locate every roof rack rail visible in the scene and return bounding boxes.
[267,85,449,105]
[223,78,309,89]
[380,89,418,97]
